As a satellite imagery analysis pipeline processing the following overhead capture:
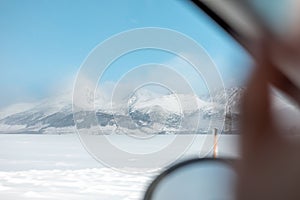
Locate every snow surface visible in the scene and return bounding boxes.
[0,168,153,200]
[0,134,239,200]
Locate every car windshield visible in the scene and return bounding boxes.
[0,0,262,199]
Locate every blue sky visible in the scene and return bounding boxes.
[0,0,252,108]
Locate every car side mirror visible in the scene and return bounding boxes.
[144,158,236,200]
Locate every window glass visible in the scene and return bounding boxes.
[0,1,252,199]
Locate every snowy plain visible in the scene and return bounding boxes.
[0,134,239,200]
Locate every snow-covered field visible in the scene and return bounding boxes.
[0,134,239,200]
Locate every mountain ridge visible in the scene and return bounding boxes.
[0,87,244,134]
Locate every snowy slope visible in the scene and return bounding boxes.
[131,93,213,114]
[0,103,37,120]
[0,93,73,134]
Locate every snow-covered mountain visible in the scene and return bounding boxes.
[0,93,74,134]
[0,88,244,134]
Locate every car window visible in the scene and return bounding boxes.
[0,1,253,200]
